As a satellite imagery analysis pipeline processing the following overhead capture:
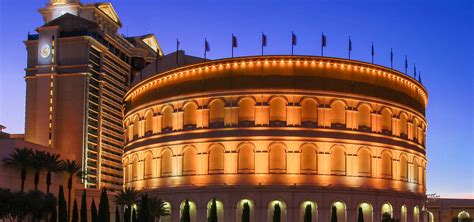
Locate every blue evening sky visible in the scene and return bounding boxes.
[0,0,472,197]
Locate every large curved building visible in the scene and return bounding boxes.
[122,55,428,222]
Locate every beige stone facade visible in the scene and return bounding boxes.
[123,56,430,222]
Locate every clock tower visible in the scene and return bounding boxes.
[24,0,162,190]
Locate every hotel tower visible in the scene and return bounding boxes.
[23,0,162,190]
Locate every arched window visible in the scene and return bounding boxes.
[458,211,471,221]
[413,206,420,222]
[123,158,129,183]
[207,199,224,222]
[400,155,408,181]
[357,203,373,222]
[331,201,347,222]
[301,99,318,125]
[161,149,173,177]
[330,101,346,127]
[131,155,138,180]
[238,98,255,124]
[428,212,434,222]
[420,123,426,145]
[299,201,318,222]
[268,200,287,222]
[238,143,255,173]
[124,119,131,142]
[144,110,154,135]
[357,148,371,176]
[331,145,346,175]
[209,99,225,126]
[208,144,225,174]
[269,97,287,123]
[381,108,392,134]
[381,203,394,219]
[182,146,198,175]
[183,102,198,128]
[269,143,286,173]
[144,151,153,178]
[413,157,419,183]
[380,151,392,178]
[358,104,371,130]
[161,202,172,222]
[237,199,255,222]
[413,118,419,142]
[400,205,408,222]
[180,200,197,222]
[399,113,408,138]
[300,144,317,174]
[132,115,140,139]
[162,106,174,131]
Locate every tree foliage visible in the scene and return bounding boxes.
[148,196,170,221]
[72,200,79,222]
[81,189,87,222]
[115,206,121,222]
[2,147,33,192]
[358,207,364,222]
[304,203,312,222]
[98,188,110,222]
[273,203,281,222]
[137,194,150,222]
[208,198,218,222]
[242,202,250,222]
[181,199,191,222]
[58,185,67,222]
[331,206,337,222]
[91,199,98,222]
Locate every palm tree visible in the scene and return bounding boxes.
[114,187,141,222]
[148,196,170,222]
[61,159,82,222]
[3,147,33,192]
[31,150,46,191]
[43,152,62,194]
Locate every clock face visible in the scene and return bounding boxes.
[40,44,51,58]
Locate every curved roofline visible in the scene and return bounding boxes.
[125,55,428,106]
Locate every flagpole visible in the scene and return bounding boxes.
[231,34,234,58]
[414,63,417,79]
[204,38,207,60]
[291,31,294,56]
[321,32,324,57]
[371,42,374,64]
[348,36,351,59]
[404,55,408,74]
[261,32,264,56]
[390,48,393,69]
[176,38,179,67]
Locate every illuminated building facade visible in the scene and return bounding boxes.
[24,0,162,190]
[123,56,429,222]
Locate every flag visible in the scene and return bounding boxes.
[371,42,374,56]
[349,37,352,51]
[390,48,393,67]
[414,63,417,78]
[292,32,297,46]
[418,72,422,83]
[205,39,210,52]
[262,33,267,47]
[176,38,180,66]
[404,55,408,73]
[232,34,238,48]
[322,33,327,47]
